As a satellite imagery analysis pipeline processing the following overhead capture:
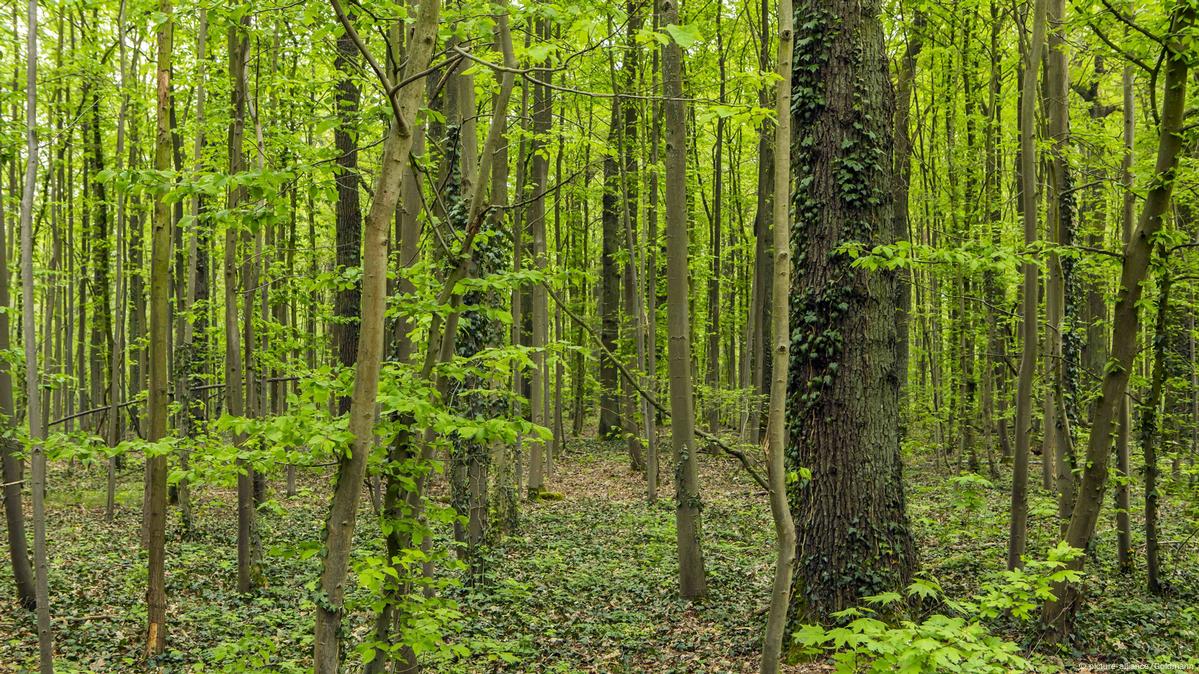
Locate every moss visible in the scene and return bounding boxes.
[527,488,565,501]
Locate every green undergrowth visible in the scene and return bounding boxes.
[1,436,1196,672]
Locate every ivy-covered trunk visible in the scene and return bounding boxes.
[785,0,916,625]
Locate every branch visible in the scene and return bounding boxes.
[541,281,770,492]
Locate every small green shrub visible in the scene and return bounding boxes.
[792,542,1083,673]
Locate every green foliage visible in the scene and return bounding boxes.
[792,544,1084,673]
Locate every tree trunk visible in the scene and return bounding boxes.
[599,104,623,441]
[1007,0,1046,570]
[143,0,174,657]
[1114,61,1135,574]
[1141,266,1170,595]
[1040,4,1194,637]
[527,18,552,496]
[661,0,707,600]
[313,0,442,667]
[760,0,794,665]
[1045,0,1075,533]
[21,0,55,668]
[334,10,363,410]
[785,0,916,624]
[0,113,35,610]
[226,10,261,595]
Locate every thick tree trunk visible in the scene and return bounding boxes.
[785,0,916,624]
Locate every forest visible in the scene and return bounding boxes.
[0,0,1198,670]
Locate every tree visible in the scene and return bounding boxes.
[225,6,261,594]
[0,120,35,610]
[1007,0,1047,571]
[785,0,916,623]
[1041,0,1195,639]
[661,0,707,600]
[760,0,794,665]
[20,0,54,667]
[313,0,443,666]
[144,0,174,656]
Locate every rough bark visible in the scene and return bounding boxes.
[785,0,916,624]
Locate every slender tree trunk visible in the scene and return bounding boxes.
[333,9,363,411]
[1141,265,1170,595]
[225,9,261,595]
[745,0,772,446]
[893,11,925,418]
[1045,0,1075,532]
[705,8,725,434]
[760,0,794,666]
[313,0,442,667]
[21,0,54,668]
[1114,62,1135,574]
[1007,0,1046,570]
[1040,5,1194,637]
[661,0,707,601]
[526,18,552,496]
[143,0,174,657]
[646,21,661,498]
[599,107,623,441]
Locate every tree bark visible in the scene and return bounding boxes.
[785,0,916,624]
[661,0,707,600]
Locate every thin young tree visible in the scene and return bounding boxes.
[661,0,707,600]
[144,0,174,656]
[313,0,443,667]
[1007,0,1047,570]
[760,0,794,665]
[20,0,54,667]
[1041,1,1195,638]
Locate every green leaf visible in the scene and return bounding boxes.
[663,23,702,48]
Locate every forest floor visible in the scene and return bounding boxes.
[1,435,1197,672]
